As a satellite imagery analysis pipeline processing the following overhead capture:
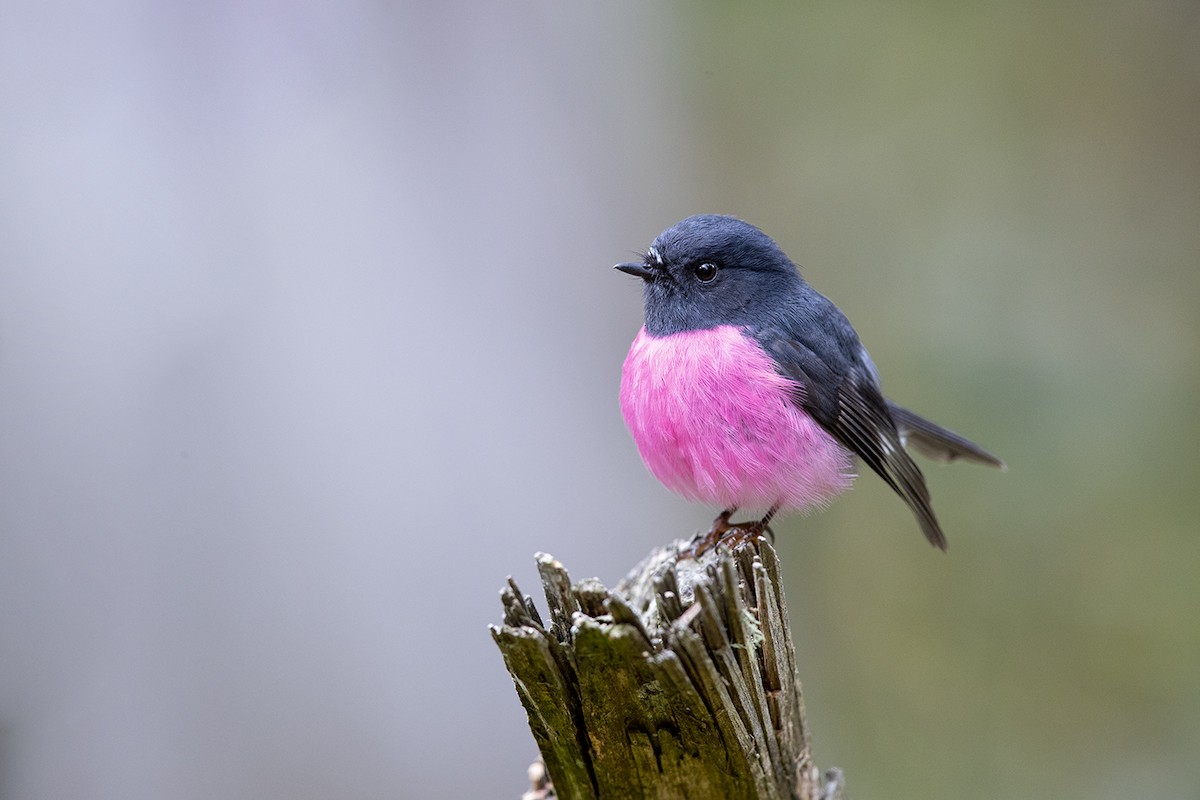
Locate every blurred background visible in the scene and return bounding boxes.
[1,2,1197,798]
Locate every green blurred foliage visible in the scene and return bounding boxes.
[672,3,1199,798]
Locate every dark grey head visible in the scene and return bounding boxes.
[615,215,806,335]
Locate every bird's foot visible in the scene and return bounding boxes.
[710,508,736,537]
[720,518,775,546]
[684,508,775,558]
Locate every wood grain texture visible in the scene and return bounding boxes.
[492,535,847,800]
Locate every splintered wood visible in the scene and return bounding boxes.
[491,535,845,800]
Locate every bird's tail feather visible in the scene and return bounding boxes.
[888,402,1006,469]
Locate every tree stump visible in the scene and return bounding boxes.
[491,533,846,800]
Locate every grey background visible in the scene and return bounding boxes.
[2,2,1197,798]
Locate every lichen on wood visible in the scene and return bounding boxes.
[492,534,846,800]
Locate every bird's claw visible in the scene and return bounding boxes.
[684,509,774,558]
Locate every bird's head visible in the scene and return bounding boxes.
[615,215,804,335]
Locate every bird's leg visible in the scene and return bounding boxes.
[756,504,779,544]
[684,508,738,558]
[722,504,780,545]
[701,507,737,550]
[688,505,781,556]
[710,507,737,537]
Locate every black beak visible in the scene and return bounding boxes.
[614,261,656,280]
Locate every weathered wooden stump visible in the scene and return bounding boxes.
[492,534,846,800]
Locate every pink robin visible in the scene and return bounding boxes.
[617,215,1003,550]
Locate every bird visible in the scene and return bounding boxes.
[616,214,1003,550]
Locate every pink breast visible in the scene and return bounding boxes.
[619,326,855,513]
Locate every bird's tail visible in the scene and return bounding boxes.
[887,402,1006,469]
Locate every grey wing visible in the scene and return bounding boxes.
[763,335,949,550]
[831,376,948,550]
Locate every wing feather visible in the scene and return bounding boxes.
[760,333,948,550]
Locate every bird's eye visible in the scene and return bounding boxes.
[694,262,718,283]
